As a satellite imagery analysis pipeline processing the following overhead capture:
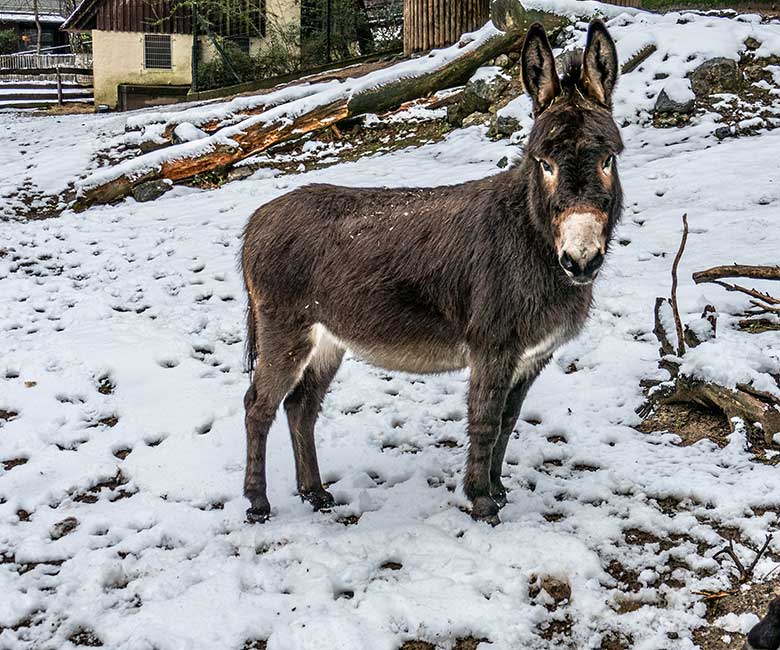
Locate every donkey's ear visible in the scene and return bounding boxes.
[581,20,619,106]
[522,23,560,116]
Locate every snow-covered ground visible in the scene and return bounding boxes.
[2,5,780,650]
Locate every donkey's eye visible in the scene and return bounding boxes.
[602,156,614,173]
[539,159,553,174]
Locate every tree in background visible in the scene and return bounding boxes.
[0,29,18,54]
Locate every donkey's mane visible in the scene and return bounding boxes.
[558,56,585,100]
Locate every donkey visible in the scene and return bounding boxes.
[240,20,623,525]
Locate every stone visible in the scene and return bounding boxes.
[227,166,254,182]
[51,516,78,540]
[714,126,733,140]
[653,88,694,115]
[495,54,512,69]
[496,156,509,169]
[689,58,742,97]
[465,67,510,110]
[489,114,521,139]
[138,139,167,154]
[461,112,491,128]
[744,36,761,51]
[131,179,171,203]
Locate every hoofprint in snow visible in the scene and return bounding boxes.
[1,5,780,650]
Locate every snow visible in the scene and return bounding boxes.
[663,78,696,105]
[715,612,761,634]
[0,11,63,23]
[2,4,780,650]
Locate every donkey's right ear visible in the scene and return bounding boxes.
[521,23,561,116]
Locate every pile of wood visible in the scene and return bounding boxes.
[640,215,780,443]
[75,23,537,210]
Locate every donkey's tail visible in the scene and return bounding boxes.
[244,302,258,377]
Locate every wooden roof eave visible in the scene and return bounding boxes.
[60,0,101,32]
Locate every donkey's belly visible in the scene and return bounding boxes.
[313,324,468,374]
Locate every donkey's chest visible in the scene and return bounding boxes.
[512,327,571,382]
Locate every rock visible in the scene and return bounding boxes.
[448,69,510,127]
[51,516,78,540]
[131,179,171,203]
[744,36,761,51]
[689,58,742,97]
[461,112,491,128]
[495,54,512,69]
[743,64,767,83]
[138,139,167,154]
[714,126,733,140]
[227,166,254,182]
[654,88,695,116]
[465,67,510,110]
[489,114,521,139]
[496,156,509,168]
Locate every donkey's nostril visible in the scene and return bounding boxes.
[559,252,577,274]
[584,251,604,276]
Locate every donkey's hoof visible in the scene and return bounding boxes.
[300,489,336,512]
[471,496,501,526]
[246,507,270,524]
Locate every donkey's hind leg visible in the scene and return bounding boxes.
[283,337,345,512]
[244,322,315,523]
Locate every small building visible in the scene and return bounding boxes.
[0,0,69,51]
[62,0,300,109]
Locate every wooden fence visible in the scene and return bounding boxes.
[0,53,92,83]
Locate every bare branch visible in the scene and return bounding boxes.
[671,214,688,357]
[708,280,780,306]
[693,264,780,284]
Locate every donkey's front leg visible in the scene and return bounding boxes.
[464,353,516,525]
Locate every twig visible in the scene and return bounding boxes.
[709,280,780,306]
[714,539,747,579]
[692,589,733,601]
[693,264,780,284]
[749,300,780,314]
[745,535,774,579]
[671,214,689,357]
[714,535,775,583]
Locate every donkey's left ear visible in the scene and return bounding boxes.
[581,20,619,107]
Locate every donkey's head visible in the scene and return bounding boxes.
[521,20,624,285]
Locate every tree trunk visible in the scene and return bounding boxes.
[403,0,490,54]
[33,0,42,55]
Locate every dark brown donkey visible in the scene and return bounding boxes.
[241,20,624,525]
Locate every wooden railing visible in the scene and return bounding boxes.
[0,53,93,71]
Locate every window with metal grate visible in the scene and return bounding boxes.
[144,34,172,70]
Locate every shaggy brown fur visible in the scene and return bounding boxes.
[240,21,624,524]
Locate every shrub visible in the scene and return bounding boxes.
[0,29,19,55]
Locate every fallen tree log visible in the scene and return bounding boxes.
[75,24,536,209]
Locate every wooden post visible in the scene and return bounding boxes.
[56,65,63,105]
[404,0,490,54]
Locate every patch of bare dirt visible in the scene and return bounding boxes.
[637,401,731,447]
[694,580,780,650]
